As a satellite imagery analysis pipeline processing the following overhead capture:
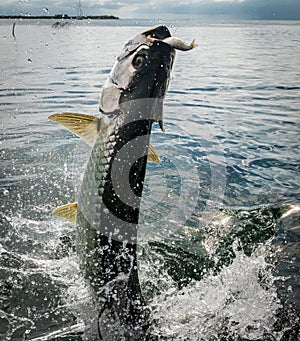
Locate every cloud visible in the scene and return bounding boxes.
[134,0,300,19]
[0,0,300,19]
[0,0,142,16]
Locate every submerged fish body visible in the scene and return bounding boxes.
[50,25,195,340]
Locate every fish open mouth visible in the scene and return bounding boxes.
[143,25,197,51]
[100,25,196,122]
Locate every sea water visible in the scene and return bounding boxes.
[0,18,299,340]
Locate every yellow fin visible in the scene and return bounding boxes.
[49,113,100,145]
[191,39,198,49]
[148,144,160,163]
[52,202,78,223]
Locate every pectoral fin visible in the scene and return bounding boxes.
[49,113,100,145]
[148,144,160,163]
[52,202,78,223]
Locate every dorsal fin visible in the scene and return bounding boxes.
[52,202,78,223]
[49,113,100,145]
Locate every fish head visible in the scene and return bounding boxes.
[100,25,194,129]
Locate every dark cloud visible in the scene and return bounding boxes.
[137,0,300,20]
[0,0,300,20]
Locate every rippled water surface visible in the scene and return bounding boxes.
[0,19,299,340]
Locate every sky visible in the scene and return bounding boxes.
[0,0,300,20]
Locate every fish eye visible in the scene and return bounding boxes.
[132,54,148,70]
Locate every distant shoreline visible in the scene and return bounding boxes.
[0,15,119,20]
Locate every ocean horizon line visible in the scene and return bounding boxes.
[0,14,119,20]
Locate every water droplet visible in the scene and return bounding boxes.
[3,189,9,196]
[28,58,32,63]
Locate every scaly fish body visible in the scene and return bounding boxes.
[50,25,196,340]
[76,113,152,340]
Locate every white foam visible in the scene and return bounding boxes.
[149,242,283,340]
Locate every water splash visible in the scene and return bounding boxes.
[148,243,283,341]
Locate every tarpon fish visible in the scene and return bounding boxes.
[49,25,196,340]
